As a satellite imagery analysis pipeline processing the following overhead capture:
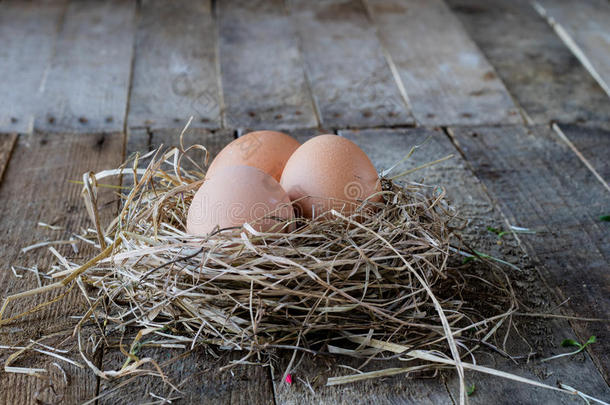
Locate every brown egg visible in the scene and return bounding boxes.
[187,165,294,235]
[280,134,382,219]
[206,130,300,182]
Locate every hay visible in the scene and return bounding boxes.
[2,133,602,405]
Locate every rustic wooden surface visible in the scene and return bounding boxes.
[553,123,610,182]
[99,347,275,404]
[0,0,609,403]
[450,124,610,384]
[447,0,610,125]
[0,0,66,134]
[287,0,414,128]
[127,0,221,131]
[0,132,124,404]
[34,0,136,133]
[534,0,610,98]
[217,0,318,130]
[365,0,522,126]
[0,134,17,185]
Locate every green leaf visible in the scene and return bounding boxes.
[487,226,503,236]
[462,256,476,264]
[586,335,597,345]
[467,383,476,396]
[130,341,143,355]
[600,215,610,222]
[487,226,508,239]
[472,249,491,259]
[561,339,582,348]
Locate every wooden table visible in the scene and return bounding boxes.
[0,0,608,403]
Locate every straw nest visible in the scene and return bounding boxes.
[1,136,519,397]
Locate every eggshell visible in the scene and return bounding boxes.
[206,131,300,182]
[187,165,294,235]
[280,134,382,219]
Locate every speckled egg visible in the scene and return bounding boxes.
[206,131,300,181]
[187,165,294,235]
[280,134,382,219]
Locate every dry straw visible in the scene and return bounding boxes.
[0,129,605,405]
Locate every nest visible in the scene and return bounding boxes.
[89,149,459,354]
[1,135,530,402]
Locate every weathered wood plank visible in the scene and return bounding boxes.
[364,0,521,126]
[287,0,414,128]
[446,0,610,125]
[0,0,66,134]
[126,128,234,162]
[450,124,610,384]
[273,352,452,405]
[340,127,610,403]
[534,0,610,98]
[0,132,124,404]
[35,0,136,133]
[217,0,318,130]
[98,347,275,404]
[0,133,18,184]
[127,0,221,131]
[0,132,124,326]
[553,123,610,182]
[0,328,102,405]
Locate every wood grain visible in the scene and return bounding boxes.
[0,132,124,327]
[0,0,66,134]
[273,352,452,405]
[446,0,610,125]
[534,0,610,98]
[217,0,318,130]
[339,127,610,403]
[127,0,221,131]
[0,328,102,405]
[34,0,136,133]
[364,0,521,126]
[450,124,610,384]
[287,0,414,128]
[0,133,18,185]
[0,132,124,404]
[98,346,274,404]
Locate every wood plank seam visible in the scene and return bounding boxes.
[364,0,522,126]
[285,0,324,130]
[0,133,18,185]
[34,0,137,133]
[360,0,416,125]
[287,0,415,128]
[447,0,610,127]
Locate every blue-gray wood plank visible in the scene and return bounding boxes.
[0,0,66,134]
[34,0,136,133]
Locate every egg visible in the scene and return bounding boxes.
[206,130,300,182]
[187,165,294,235]
[280,134,382,219]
